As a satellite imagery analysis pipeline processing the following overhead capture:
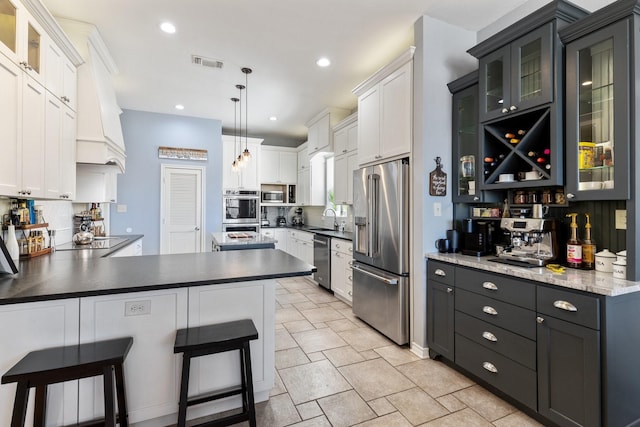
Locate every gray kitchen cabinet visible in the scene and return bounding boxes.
[468,1,587,190]
[426,261,455,361]
[562,16,630,201]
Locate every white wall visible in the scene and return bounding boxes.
[411,16,477,355]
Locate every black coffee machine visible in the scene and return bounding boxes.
[462,219,506,256]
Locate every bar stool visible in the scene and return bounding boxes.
[173,319,258,427]
[1,337,133,427]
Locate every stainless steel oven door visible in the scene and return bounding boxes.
[223,192,259,224]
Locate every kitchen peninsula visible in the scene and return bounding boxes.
[0,248,315,426]
[211,231,277,251]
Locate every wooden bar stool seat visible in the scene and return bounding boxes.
[1,337,133,427]
[173,319,258,427]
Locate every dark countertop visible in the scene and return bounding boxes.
[54,234,144,257]
[0,249,316,305]
[263,225,353,241]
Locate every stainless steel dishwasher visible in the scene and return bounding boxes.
[313,234,331,290]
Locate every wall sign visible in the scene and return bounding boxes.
[429,157,447,196]
[158,146,208,161]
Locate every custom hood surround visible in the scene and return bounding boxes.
[57,18,126,172]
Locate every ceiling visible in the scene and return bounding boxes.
[41,0,610,147]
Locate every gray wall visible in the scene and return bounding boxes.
[110,109,222,254]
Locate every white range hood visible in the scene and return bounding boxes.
[57,19,126,173]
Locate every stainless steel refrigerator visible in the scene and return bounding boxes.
[352,158,409,345]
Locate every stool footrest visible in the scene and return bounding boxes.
[187,385,245,407]
[190,411,251,427]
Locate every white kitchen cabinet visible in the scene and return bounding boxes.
[0,299,80,426]
[260,228,286,251]
[287,229,314,265]
[186,280,275,418]
[354,48,414,165]
[333,114,358,205]
[222,135,262,190]
[110,238,143,257]
[19,73,46,198]
[259,146,297,184]
[75,163,118,203]
[78,288,188,424]
[306,108,350,157]
[298,154,326,206]
[0,54,22,197]
[3,3,46,85]
[331,238,353,304]
[45,38,77,111]
[44,92,76,200]
[297,143,308,172]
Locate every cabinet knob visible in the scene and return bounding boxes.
[501,108,509,114]
[195,226,200,231]
[509,105,518,112]
[482,306,498,316]
[473,197,480,201]
[61,96,70,103]
[446,287,453,293]
[566,193,575,199]
[482,361,498,373]
[536,316,545,324]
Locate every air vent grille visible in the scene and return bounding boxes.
[192,55,224,69]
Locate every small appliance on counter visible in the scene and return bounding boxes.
[462,219,504,256]
[292,207,304,226]
[493,217,558,266]
[276,206,287,227]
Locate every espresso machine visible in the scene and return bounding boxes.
[496,218,558,266]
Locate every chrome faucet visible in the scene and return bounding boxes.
[323,208,339,230]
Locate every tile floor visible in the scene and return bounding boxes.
[192,276,544,427]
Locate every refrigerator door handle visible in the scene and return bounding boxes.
[352,264,398,285]
[370,173,380,257]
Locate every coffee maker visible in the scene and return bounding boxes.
[496,217,558,266]
[462,219,504,256]
[276,206,287,227]
[292,207,304,226]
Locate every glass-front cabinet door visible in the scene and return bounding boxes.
[479,24,553,122]
[0,0,18,61]
[565,20,629,200]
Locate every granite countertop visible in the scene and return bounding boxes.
[212,232,277,247]
[263,225,353,241]
[426,252,640,297]
[0,249,315,305]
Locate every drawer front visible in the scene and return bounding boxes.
[331,239,353,255]
[537,286,600,330]
[456,267,535,310]
[456,289,536,340]
[455,311,536,370]
[427,260,455,286]
[456,334,537,410]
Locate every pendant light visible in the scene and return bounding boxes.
[235,84,246,169]
[241,67,252,163]
[230,97,240,173]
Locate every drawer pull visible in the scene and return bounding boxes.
[482,362,498,373]
[435,269,446,277]
[482,281,498,291]
[536,316,545,324]
[447,287,453,293]
[553,300,578,312]
[482,331,498,342]
[482,306,498,316]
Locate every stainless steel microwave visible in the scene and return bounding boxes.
[262,191,284,203]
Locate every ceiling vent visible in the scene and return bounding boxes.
[192,55,224,69]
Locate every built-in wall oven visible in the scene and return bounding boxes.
[222,224,260,233]
[223,190,260,224]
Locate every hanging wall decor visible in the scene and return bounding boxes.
[429,157,447,196]
[158,146,208,161]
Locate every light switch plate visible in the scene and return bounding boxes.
[116,204,127,213]
[615,210,627,230]
[433,203,442,217]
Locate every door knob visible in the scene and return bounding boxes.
[195,226,200,231]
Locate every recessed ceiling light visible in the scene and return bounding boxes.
[269,116,278,121]
[316,57,331,67]
[160,22,176,34]
[175,104,184,110]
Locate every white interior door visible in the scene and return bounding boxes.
[160,165,205,254]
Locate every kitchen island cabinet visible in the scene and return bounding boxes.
[426,253,640,427]
[0,249,314,426]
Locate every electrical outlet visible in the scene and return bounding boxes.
[433,202,442,217]
[116,204,127,213]
[615,210,627,230]
[125,300,151,316]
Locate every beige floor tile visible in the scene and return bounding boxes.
[276,347,311,369]
[289,415,333,427]
[296,401,323,420]
[276,307,305,324]
[305,291,337,304]
[275,323,285,330]
[386,388,449,425]
[339,358,415,401]
[323,346,365,367]
[255,393,301,427]
[368,397,397,416]
[359,349,381,360]
[397,359,474,398]
[301,306,345,323]
[312,322,329,329]
[293,301,320,311]
[336,308,368,326]
[280,303,294,309]
[270,371,287,397]
[328,300,351,311]
[353,411,412,426]
[279,359,352,404]
[453,385,516,422]
[307,351,327,362]
[283,319,315,333]
[276,292,311,305]
[374,345,420,366]
[318,390,377,427]
[338,328,393,352]
[326,318,360,332]
[436,394,466,412]
[275,328,299,351]
[276,288,290,295]
[492,411,545,427]
[292,328,348,353]
[420,408,493,427]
